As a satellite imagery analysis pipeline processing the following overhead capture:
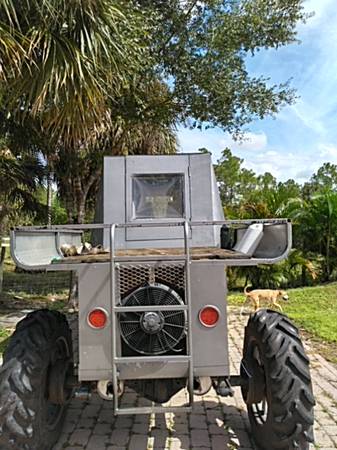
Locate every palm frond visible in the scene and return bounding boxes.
[0,0,150,147]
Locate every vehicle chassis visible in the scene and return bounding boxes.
[2,152,314,450]
[10,218,292,415]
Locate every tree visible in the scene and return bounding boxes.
[0,0,311,226]
[0,0,149,147]
[52,79,178,223]
[1,0,310,143]
[241,177,301,218]
[303,163,337,198]
[142,0,309,134]
[283,193,337,281]
[0,149,45,234]
[214,148,257,215]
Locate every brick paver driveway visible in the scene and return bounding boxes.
[49,307,337,449]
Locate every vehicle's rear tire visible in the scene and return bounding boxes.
[0,309,73,450]
[241,309,315,450]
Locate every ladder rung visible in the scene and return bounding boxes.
[110,222,194,415]
[114,305,188,313]
[115,255,188,263]
[114,355,191,364]
[115,405,192,415]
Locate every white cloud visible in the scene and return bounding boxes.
[242,151,308,181]
[177,0,337,185]
[178,126,337,183]
[242,143,337,183]
[283,103,326,136]
[177,127,268,161]
[318,143,337,160]
[300,0,337,30]
[220,132,268,153]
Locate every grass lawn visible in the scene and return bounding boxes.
[0,256,69,358]
[0,328,11,356]
[229,282,337,363]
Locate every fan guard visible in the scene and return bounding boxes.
[119,283,186,355]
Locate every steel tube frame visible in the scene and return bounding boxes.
[109,224,119,415]
[109,220,194,415]
[14,218,290,232]
[11,220,292,272]
[114,305,188,313]
[184,221,194,410]
[114,355,191,364]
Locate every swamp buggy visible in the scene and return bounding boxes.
[0,154,315,449]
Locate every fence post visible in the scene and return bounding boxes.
[0,237,9,295]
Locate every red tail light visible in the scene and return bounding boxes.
[88,308,108,329]
[199,306,220,328]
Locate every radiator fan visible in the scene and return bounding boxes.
[119,283,186,355]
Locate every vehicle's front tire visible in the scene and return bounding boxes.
[241,309,315,450]
[0,309,73,450]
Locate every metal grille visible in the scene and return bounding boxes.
[117,264,185,299]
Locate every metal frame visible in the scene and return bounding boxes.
[109,221,194,415]
[9,218,292,415]
[11,219,292,271]
[10,228,83,271]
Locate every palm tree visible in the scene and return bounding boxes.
[0,0,148,147]
[282,192,337,281]
[54,112,177,224]
[0,149,45,234]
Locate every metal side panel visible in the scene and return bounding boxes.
[102,156,126,249]
[117,361,189,380]
[189,153,224,247]
[77,262,190,381]
[190,262,230,377]
[11,229,82,270]
[78,263,113,380]
[235,222,290,259]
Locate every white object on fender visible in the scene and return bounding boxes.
[233,223,264,256]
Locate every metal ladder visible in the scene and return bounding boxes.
[109,221,194,415]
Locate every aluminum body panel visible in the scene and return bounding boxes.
[190,262,229,375]
[78,261,229,381]
[102,157,125,247]
[236,223,289,258]
[78,264,112,380]
[100,154,224,249]
[10,229,82,270]
[117,361,189,380]
[190,155,218,246]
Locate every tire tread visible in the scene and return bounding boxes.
[0,309,71,450]
[243,309,315,450]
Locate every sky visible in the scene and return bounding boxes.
[178,0,337,183]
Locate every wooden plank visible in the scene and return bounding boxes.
[53,247,248,264]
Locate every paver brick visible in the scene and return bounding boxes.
[93,422,112,435]
[87,434,109,449]
[191,429,211,447]
[68,429,91,447]
[110,429,130,446]
[128,434,149,450]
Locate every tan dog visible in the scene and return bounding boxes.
[240,285,289,316]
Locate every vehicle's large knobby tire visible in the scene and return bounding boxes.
[241,309,315,450]
[0,309,73,450]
